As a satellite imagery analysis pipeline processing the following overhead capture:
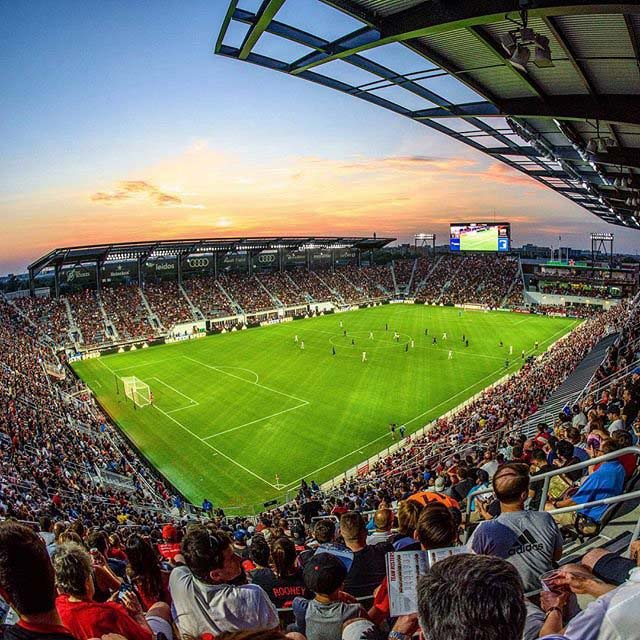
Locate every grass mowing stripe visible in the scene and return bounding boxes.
[74,306,579,508]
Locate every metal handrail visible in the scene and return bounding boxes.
[463,446,640,539]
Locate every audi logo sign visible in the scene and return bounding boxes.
[257,254,276,264]
[187,258,210,268]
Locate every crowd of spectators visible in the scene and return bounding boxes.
[316,270,364,304]
[409,257,432,295]
[100,285,154,341]
[286,270,335,304]
[12,295,70,347]
[538,282,620,299]
[364,264,395,295]
[0,297,172,530]
[258,273,307,307]
[7,256,531,347]
[218,274,275,314]
[0,272,638,639]
[392,258,414,292]
[66,291,109,347]
[182,276,236,318]
[143,282,195,329]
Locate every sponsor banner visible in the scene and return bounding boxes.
[182,255,213,273]
[334,248,356,266]
[101,261,138,283]
[310,250,331,266]
[284,250,307,268]
[61,266,94,285]
[252,250,278,271]
[145,258,176,277]
[219,252,247,272]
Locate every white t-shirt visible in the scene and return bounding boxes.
[169,566,279,637]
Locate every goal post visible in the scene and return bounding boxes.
[121,376,151,408]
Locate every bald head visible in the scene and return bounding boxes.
[493,463,530,505]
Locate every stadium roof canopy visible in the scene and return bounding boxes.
[28,236,394,277]
[215,1,640,230]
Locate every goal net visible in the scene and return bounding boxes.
[121,376,151,408]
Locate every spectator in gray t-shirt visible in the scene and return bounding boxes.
[292,553,366,640]
[468,463,563,594]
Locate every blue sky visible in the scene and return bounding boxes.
[0,0,637,274]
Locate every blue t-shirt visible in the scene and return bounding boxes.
[572,446,590,463]
[572,461,625,522]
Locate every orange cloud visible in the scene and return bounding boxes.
[482,162,545,188]
[90,180,200,208]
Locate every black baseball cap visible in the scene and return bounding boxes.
[303,552,347,595]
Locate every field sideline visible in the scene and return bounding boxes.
[72,305,579,511]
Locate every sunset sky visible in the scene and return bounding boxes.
[1,0,638,275]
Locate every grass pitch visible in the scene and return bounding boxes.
[72,305,579,511]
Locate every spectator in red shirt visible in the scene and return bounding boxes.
[53,542,172,640]
[0,521,75,640]
[157,524,181,563]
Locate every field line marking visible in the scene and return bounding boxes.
[166,405,199,414]
[149,376,199,406]
[151,403,278,489]
[98,359,115,374]
[183,355,309,404]
[282,320,577,488]
[203,400,309,439]
[111,358,176,373]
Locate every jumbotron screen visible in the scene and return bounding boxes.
[449,222,511,252]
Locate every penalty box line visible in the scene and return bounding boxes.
[149,377,200,414]
[99,357,277,488]
[151,403,279,490]
[202,400,309,440]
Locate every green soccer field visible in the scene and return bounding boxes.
[72,306,579,512]
[460,227,499,251]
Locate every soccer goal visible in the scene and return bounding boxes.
[121,376,151,408]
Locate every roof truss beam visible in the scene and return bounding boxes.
[289,1,640,74]
[238,0,286,60]
[413,96,640,127]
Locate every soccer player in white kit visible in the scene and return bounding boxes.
[448,349,453,359]
[509,345,513,355]
[362,351,367,362]
[300,341,305,350]
[294,335,299,343]
[442,332,447,340]
[369,331,374,340]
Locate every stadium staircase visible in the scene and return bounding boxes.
[97,295,119,340]
[215,279,243,315]
[501,264,525,307]
[62,296,84,345]
[138,287,164,331]
[413,255,443,295]
[390,261,399,295]
[256,276,281,308]
[5,297,57,348]
[284,272,312,303]
[178,283,204,321]
[405,259,417,296]
[519,332,620,437]
[311,270,346,305]
[435,257,465,303]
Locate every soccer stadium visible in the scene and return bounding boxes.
[2,1,640,639]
